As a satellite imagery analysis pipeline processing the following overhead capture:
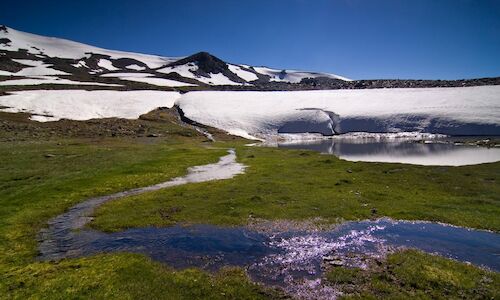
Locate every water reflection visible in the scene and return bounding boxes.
[278,137,500,166]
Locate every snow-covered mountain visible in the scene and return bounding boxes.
[0,25,349,88]
[1,25,499,138]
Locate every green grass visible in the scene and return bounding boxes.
[1,112,499,298]
[326,250,500,299]
[0,136,280,299]
[3,253,275,299]
[0,137,226,266]
[93,145,500,232]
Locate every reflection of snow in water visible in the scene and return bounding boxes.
[250,224,388,298]
[249,219,500,299]
[277,136,500,166]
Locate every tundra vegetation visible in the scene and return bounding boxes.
[1,110,498,299]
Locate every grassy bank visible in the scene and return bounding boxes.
[93,144,500,232]
[325,249,500,299]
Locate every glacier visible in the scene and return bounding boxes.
[176,86,500,139]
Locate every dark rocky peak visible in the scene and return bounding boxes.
[278,70,287,80]
[112,57,148,69]
[167,51,245,83]
[0,25,7,33]
[168,52,228,75]
[0,38,11,46]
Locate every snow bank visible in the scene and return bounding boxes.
[0,90,181,121]
[1,86,498,137]
[176,86,500,138]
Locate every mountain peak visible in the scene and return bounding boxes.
[0,25,7,33]
[169,51,226,69]
[166,51,247,83]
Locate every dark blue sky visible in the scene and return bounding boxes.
[1,0,499,79]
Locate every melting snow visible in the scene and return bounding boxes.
[158,64,242,85]
[252,66,350,82]
[0,26,180,68]
[126,64,146,71]
[97,59,118,71]
[11,59,69,76]
[228,64,258,81]
[0,76,122,87]
[72,60,89,68]
[100,72,196,86]
[157,64,198,77]
[0,90,181,121]
[176,87,500,138]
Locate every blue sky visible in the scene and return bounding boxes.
[1,0,499,80]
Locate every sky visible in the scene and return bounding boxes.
[1,0,499,80]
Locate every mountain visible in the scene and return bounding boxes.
[1,25,499,138]
[0,25,350,89]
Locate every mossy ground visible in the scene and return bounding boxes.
[326,249,500,299]
[93,144,500,232]
[1,111,498,299]
[0,113,274,299]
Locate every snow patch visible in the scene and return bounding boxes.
[72,60,88,68]
[195,73,242,86]
[97,59,118,71]
[0,26,180,68]
[0,76,122,87]
[100,72,154,78]
[157,63,198,78]
[228,64,258,81]
[0,90,181,121]
[11,59,69,76]
[252,66,350,82]
[118,76,196,87]
[158,64,242,85]
[100,72,196,87]
[126,64,146,71]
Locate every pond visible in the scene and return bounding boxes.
[38,219,500,287]
[276,136,500,166]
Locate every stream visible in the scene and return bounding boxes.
[38,148,500,295]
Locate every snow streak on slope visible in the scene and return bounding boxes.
[0,76,122,87]
[157,63,243,85]
[1,26,351,85]
[0,90,181,121]
[100,72,196,87]
[252,66,351,82]
[0,27,179,68]
[228,64,259,82]
[97,59,118,71]
[9,59,69,76]
[176,86,500,138]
